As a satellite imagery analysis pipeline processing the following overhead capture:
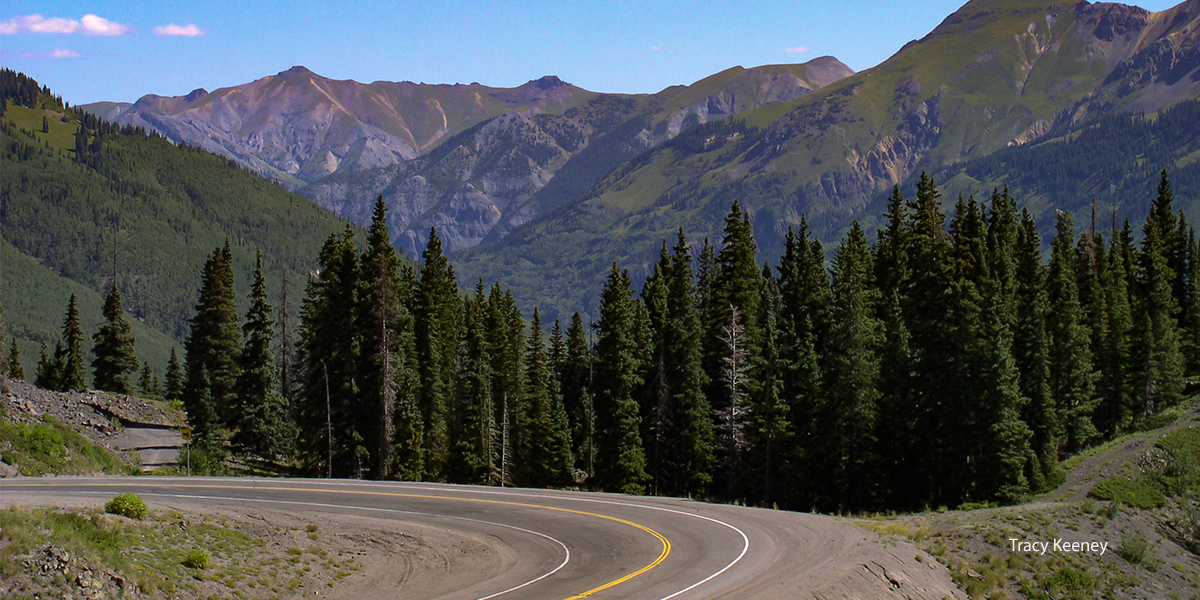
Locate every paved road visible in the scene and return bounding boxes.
[0,477,961,599]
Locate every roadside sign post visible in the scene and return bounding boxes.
[181,428,191,476]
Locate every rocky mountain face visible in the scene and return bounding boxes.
[85,67,599,189]
[85,59,853,256]
[455,0,1200,322]
[298,58,854,255]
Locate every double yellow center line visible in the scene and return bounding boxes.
[2,481,672,599]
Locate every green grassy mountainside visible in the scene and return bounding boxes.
[0,71,353,376]
[455,0,1200,322]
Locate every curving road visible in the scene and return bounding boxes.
[0,477,962,599]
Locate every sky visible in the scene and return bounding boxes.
[0,0,1183,104]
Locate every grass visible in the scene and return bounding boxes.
[0,505,361,598]
[1089,476,1166,508]
[0,413,136,475]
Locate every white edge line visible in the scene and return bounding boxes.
[43,490,570,600]
[279,480,751,600]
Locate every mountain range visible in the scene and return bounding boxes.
[80,0,1200,321]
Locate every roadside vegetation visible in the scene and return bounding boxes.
[858,399,1200,600]
[0,497,362,599]
[0,412,136,476]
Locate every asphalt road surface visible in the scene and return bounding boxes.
[0,477,962,599]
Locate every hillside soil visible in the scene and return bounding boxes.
[858,399,1200,600]
[0,496,504,600]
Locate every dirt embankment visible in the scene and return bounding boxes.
[1,378,186,473]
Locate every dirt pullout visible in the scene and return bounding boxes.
[0,494,510,600]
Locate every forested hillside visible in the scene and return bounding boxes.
[169,172,1196,512]
[0,70,353,377]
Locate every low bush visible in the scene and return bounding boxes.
[181,548,210,569]
[104,493,148,520]
[1088,477,1165,509]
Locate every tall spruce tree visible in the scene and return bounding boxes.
[1047,212,1100,453]
[1098,218,1136,435]
[357,198,415,479]
[91,286,139,394]
[592,264,650,494]
[233,253,290,459]
[164,348,184,402]
[749,266,788,506]
[666,230,715,498]
[777,219,831,508]
[560,312,594,478]
[825,222,884,510]
[184,243,242,439]
[415,228,461,480]
[873,188,914,503]
[1184,227,1200,374]
[518,308,574,487]
[981,189,1034,502]
[1014,210,1057,489]
[297,229,361,477]
[897,173,955,506]
[8,340,23,381]
[58,294,87,392]
[450,282,493,484]
[1134,174,1185,415]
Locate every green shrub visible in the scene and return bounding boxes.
[1088,477,1165,508]
[1117,532,1151,565]
[104,493,148,520]
[181,548,210,569]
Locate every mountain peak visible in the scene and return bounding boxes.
[527,75,568,89]
[280,65,314,77]
[184,88,208,103]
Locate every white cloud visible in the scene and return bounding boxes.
[650,45,664,52]
[80,14,131,36]
[784,46,810,54]
[153,23,204,37]
[0,13,130,35]
[20,48,83,60]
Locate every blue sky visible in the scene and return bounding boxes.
[0,0,1182,104]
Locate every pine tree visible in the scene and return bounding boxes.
[560,312,594,478]
[749,267,787,506]
[1098,218,1136,435]
[777,219,831,508]
[518,308,574,487]
[592,264,650,494]
[1047,212,1100,453]
[91,286,139,394]
[415,228,461,480]
[137,363,160,397]
[825,222,883,510]
[35,343,61,390]
[1184,227,1200,374]
[485,284,525,486]
[58,294,87,392]
[1014,209,1057,489]
[184,243,242,439]
[357,198,415,479]
[450,282,493,484]
[164,348,184,402]
[7,340,23,380]
[233,253,291,459]
[873,188,914,503]
[1133,175,1185,416]
[0,301,8,383]
[898,173,955,506]
[297,229,360,477]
